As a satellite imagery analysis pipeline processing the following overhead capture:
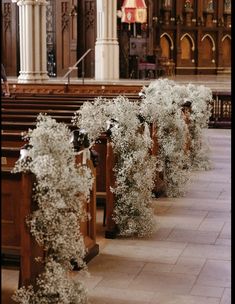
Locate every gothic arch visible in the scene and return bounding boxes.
[180,36,192,60]
[221,34,231,42]
[221,35,231,66]
[160,33,174,50]
[201,34,216,51]
[180,33,195,51]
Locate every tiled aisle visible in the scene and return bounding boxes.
[1,129,231,304]
[79,128,231,304]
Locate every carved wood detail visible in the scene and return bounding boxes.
[1,0,231,77]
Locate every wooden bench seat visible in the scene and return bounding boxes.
[2,121,75,131]
[2,114,73,123]
[2,108,75,116]
[2,103,84,111]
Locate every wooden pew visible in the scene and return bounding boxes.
[1,155,98,287]
[1,93,141,242]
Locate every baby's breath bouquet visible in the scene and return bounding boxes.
[73,96,156,237]
[12,114,93,304]
[140,79,212,196]
[184,83,213,170]
[140,79,191,197]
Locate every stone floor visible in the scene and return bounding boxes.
[1,128,231,304]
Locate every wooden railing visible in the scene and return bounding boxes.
[209,92,231,128]
[63,49,92,85]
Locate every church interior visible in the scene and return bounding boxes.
[1,0,231,303]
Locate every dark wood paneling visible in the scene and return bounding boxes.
[1,0,231,77]
[1,0,18,76]
[77,0,96,78]
[55,0,78,77]
[1,171,22,255]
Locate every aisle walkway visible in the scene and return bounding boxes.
[1,129,231,304]
[78,128,231,304]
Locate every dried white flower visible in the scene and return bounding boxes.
[12,114,92,303]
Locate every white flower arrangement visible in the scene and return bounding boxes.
[12,114,93,304]
[140,79,191,197]
[139,78,212,196]
[184,83,213,170]
[73,96,156,237]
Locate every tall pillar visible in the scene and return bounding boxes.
[13,0,49,82]
[95,0,119,80]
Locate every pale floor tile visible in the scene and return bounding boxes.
[220,288,231,304]
[181,244,231,260]
[206,211,231,220]
[87,254,145,276]
[197,260,231,288]
[133,239,187,250]
[167,228,219,244]
[189,173,230,184]
[154,203,172,214]
[142,262,174,273]
[217,191,231,200]
[111,238,187,250]
[171,256,206,275]
[193,177,231,186]
[185,189,222,200]
[149,226,174,240]
[89,297,150,304]
[128,272,197,294]
[215,238,231,246]
[156,211,207,230]
[160,198,230,213]
[198,218,225,232]
[95,272,137,289]
[219,222,231,239]
[205,181,231,191]
[69,271,103,290]
[190,284,224,298]
[89,286,155,303]
[150,293,220,304]
[101,243,184,264]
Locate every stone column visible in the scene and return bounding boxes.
[95,0,119,81]
[13,0,49,82]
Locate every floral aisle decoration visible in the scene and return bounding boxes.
[184,83,213,170]
[139,79,192,197]
[12,114,93,304]
[73,96,157,237]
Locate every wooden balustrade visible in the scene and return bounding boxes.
[209,92,231,128]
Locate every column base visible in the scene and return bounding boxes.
[18,72,49,82]
[95,40,119,80]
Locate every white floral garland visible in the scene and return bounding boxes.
[73,96,156,237]
[140,79,191,197]
[12,114,93,304]
[139,79,212,196]
[184,83,213,170]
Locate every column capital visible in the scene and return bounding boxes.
[12,0,48,5]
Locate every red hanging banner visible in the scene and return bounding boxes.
[121,0,147,24]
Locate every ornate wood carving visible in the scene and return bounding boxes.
[1,0,231,77]
[77,0,96,78]
[1,1,18,76]
[85,2,95,29]
[55,0,78,77]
